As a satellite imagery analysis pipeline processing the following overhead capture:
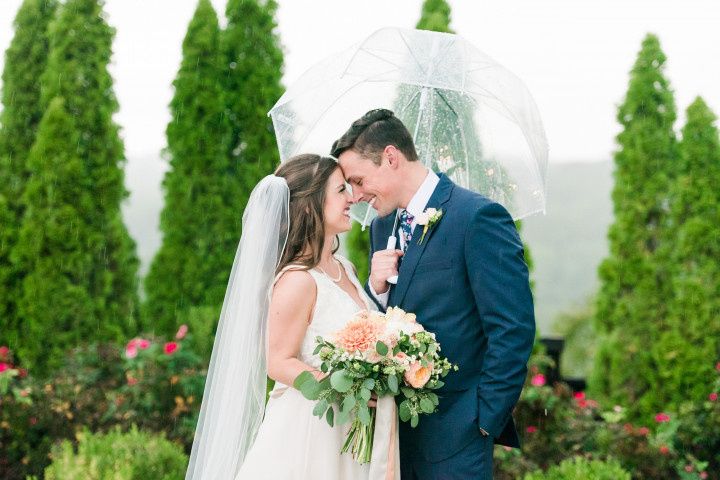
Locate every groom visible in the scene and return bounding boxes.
[331,109,535,479]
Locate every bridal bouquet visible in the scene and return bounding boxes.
[293,307,457,464]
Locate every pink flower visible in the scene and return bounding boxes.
[18,368,28,378]
[659,445,670,455]
[637,426,650,436]
[709,393,718,402]
[127,338,140,349]
[0,346,9,359]
[404,360,433,388]
[29,417,37,426]
[685,464,694,473]
[164,342,179,355]
[138,339,151,350]
[716,362,720,372]
[127,376,138,386]
[526,426,537,433]
[531,374,546,387]
[574,391,586,400]
[700,471,708,479]
[125,346,138,359]
[655,412,671,423]
[0,362,11,373]
[175,324,188,340]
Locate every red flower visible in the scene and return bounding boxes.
[164,342,179,355]
[573,391,586,400]
[531,374,546,387]
[716,362,720,372]
[654,412,671,423]
[0,362,10,373]
[659,445,670,455]
[138,339,151,350]
[710,393,718,402]
[526,426,538,433]
[637,426,650,436]
[175,324,188,340]
[18,368,28,378]
[623,423,634,433]
[577,399,588,408]
[127,338,140,349]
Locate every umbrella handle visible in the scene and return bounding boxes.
[386,236,399,285]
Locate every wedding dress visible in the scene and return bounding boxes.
[235,254,400,480]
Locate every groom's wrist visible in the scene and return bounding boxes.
[369,279,389,295]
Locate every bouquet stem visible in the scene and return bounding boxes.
[341,407,376,463]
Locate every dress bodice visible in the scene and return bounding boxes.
[274,255,377,372]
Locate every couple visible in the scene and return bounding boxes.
[185,109,536,480]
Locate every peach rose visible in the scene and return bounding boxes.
[404,360,433,388]
[334,316,383,354]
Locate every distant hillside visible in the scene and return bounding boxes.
[121,157,615,331]
[521,160,613,334]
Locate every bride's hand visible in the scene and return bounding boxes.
[368,392,378,408]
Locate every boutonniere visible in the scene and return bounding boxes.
[416,208,443,245]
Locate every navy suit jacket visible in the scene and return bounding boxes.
[365,173,535,463]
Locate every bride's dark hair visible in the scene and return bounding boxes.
[274,154,341,274]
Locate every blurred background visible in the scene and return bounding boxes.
[0,1,718,478]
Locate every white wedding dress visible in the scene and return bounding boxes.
[235,254,400,480]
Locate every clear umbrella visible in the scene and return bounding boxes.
[269,26,549,224]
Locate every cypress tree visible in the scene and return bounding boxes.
[143,0,235,333]
[655,97,720,407]
[222,0,284,210]
[590,34,678,421]
[37,0,140,338]
[0,0,58,353]
[13,97,96,374]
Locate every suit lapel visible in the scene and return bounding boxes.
[390,174,454,307]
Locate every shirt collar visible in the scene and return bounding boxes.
[405,169,440,218]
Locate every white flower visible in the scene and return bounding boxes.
[415,212,430,225]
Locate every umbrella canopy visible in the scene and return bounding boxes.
[269,27,549,221]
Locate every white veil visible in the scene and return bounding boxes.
[185,175,290,479]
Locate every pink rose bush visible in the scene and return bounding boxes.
[294,307,457,464]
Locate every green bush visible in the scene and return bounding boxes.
[523,457,631,480]
[42,425,187,479]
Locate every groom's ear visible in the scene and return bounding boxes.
[384,145,401,170]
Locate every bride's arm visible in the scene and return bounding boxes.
[266,270,324,387]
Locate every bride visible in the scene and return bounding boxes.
[185,154,400,480]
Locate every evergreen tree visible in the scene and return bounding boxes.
[0,0,58,352]
[655,97,720,407]
[590,34,678,421]
[222,0,284,210]
[38,0,140,338]
[13,97,96,373]
[144,0,235,333]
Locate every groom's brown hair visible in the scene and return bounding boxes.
[330,109,418,165]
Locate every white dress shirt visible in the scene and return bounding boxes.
[369,169,440,308]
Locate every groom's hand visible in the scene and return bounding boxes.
[369,250,403,294]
